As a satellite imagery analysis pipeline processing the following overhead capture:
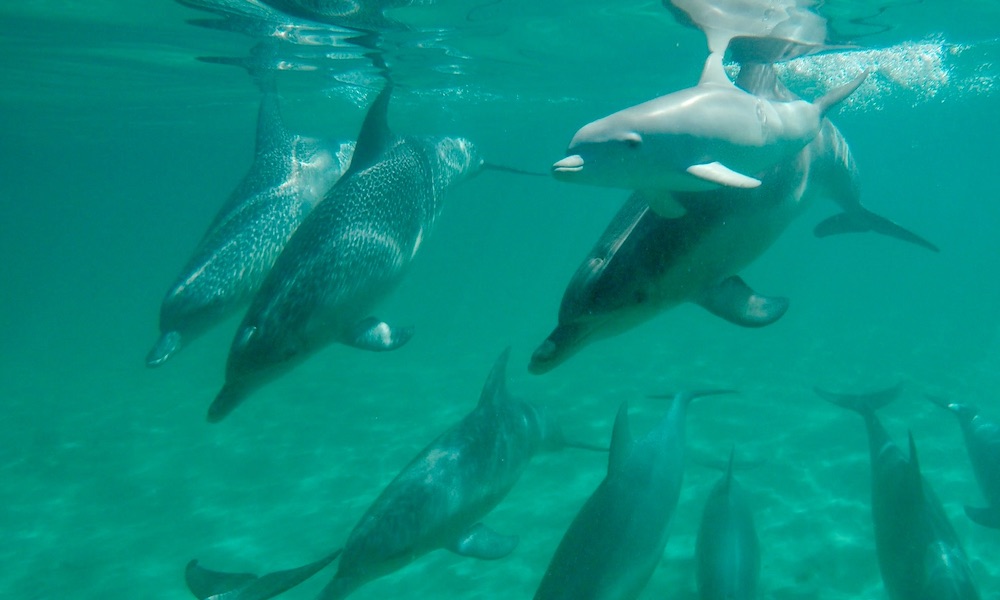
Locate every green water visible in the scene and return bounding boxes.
[1,1,999,599]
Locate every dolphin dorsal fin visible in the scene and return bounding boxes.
[608,402,633,476]
[477,348,511,409]
[344,83,394,176]
[905,431,926,501]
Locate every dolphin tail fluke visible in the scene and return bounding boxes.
[185,549,341,600]
[146,331,183,367]
[813,207,940,253]
[815,70,870,116]
[814,384,903,417]
[965,505,1000,529]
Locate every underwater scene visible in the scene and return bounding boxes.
[2,0,999,598]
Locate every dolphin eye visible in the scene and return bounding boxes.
[622,133,642,149]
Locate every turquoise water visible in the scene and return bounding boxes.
[1,1,999,598]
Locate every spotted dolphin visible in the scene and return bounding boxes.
[927,394,1000,529]
[209,82,482,422]
[147,88,354,367]
[533,390,733,600]
[530,65,936,374]
[695,448,760,600]
[818,385,981,600]
[185,348,603,600]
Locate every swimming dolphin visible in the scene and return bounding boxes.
[185,348,603,600]
[530,65,936,374]
[927,394,1000,529]
[208,82,482,422]
[818,385,981,600]
[533,390,733,600]
[147,88,354,367]
[695,448,760,600]
[552,52,867,211]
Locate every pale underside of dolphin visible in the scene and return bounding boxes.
[818,386,981,599]
[184,349,603,600]
[147,88,354,368]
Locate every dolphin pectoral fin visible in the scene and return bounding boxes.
[347,317,414,351]
[636,189,686,218]
[813,209,940,253]
[696,276,789,327]
[686,162,761,189]
[185,549,341,600]
[965,505,1000,529]
[146,331,183,367]
[448,523,519,560]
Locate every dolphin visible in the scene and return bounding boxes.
[185,348,604,600]
[818,385,981,600]
[695,448,760,600]
[552,52,867,209]
[208,82,482,422]
[530,65,936,374]
[927,394,1000,529]
[147,86,354,367]
[533,390,733,600]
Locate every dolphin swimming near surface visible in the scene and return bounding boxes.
[927,394,1000,529]
[208,81,482,422]
[147,82,355,367]
[533,390,733,600]
[695,448,760,600]
[185,348,604,600]
[530,63,936,375]
[818,385,981,600]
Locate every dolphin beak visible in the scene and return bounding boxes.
[552,154,584,176]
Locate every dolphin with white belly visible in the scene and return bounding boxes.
[185,348,604,600]
[818,385,981,600]
[208,82,482,422]
[534,390,732,600]
[530,65,936,375]
[147,87,354,367]
[927,394,1000,529]
[695,448,760,600]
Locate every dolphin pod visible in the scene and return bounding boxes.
[208,82,483,422]
[818,386,981,600]
[185,349,605,600]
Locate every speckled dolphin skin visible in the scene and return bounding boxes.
[209,83,482,422]
[147,90,354,367]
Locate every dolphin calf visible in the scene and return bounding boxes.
[927,394,1000,529]
[530,65,936,374]
[185,348,603,600]
[209,82,482,422]
[695,448,760,600]
[533,390,732,600]
[147,87,354,367]
[552,52,866,208]
[818,385,981,600]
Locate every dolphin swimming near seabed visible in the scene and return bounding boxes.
[530,64,936,374]
[818,385,981,600]
[695,448,760,600]
[533,390,733,600]
[185,348,605,600]
[927,394,1000,529]
[147,81,355,367]
[208,82,482,422]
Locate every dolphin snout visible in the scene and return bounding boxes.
[552,154,584,176]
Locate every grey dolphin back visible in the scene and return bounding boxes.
[814,384,903,417]
[184,549,342,600]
